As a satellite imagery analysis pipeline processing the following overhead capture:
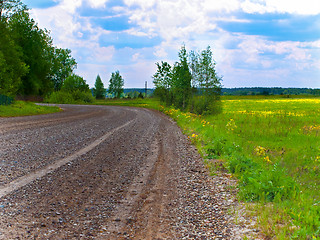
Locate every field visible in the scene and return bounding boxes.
[100,96,320,239]
[162,97,320,239]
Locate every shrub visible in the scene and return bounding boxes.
[45,90,94,104]
[189,95,222,115]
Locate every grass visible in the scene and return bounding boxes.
[99,96,320,239]
[0,101,61,117]
[94,98,162,110]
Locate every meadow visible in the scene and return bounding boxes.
[100,96,320,239]
[161,97,320,239]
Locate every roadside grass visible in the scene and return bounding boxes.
[164,98,320,239]
[0,101,61,117]
[101,96,320,239]
[94,98,162,110]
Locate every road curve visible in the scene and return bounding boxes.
[0,105,248,239]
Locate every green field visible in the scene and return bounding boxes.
[0,101,61,117]
[161,97,320,239]
[101,96,320,239]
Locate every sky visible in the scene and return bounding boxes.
[23,0,320,88]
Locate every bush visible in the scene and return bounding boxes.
[45,90,94,104]
[189,95,222,115]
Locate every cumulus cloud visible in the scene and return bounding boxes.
[241,0,320,15]
[27,0,320,88]
[87,0,108,8]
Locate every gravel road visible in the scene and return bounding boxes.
[0,105,257,239]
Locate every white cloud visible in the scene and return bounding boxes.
[126,0,218,42]
[241,0,320,15]
[202,0,240,13]
[87,0,108,8]
[27,0,320,88]
[132,52,140,61]
[94,46,115,63]
[153,46,168,58]
[30,6,82,48]
[124,0,156,8]
[60,0,82,14]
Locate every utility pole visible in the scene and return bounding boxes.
[145,81,147,98]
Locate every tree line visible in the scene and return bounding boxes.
[153,45,222,115]
[0,0,78,98]
[0,0,126,103]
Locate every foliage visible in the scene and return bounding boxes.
[152,45,222,114]
[8,11,55,95]
[0,100,60,117]
[189,95,222,115]
[188,46,222,115]
[46,90,94,104]
[222,87,320,96]
[0,0,78,97]
[108,70,124,98]
[51,48,77,91]
[171,45,192,110]
[0,0,27,20]
[0,19,28,97]
[93,74,106,99]
[46,74,94,104]
[152,61,173,103]
[61,74,89,93]
[0,93,13,105]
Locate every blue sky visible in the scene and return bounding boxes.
[24,0,320,88]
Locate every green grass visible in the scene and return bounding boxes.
[0,101,61,117]
[100,96,320,239]
[94,98,162,110]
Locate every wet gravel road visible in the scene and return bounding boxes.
[0,105,255,239]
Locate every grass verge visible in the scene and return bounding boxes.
[0,101,61,117]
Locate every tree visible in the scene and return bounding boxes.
[61,74,89,93]
[0,19,28,96]
[51,48,77,91]
[0,0,78,98]
[152,61,172,103]
[8,10,55,96]
[188,50,200,89]
[108,71,124,98]
[189,46,222,115]
[0,0,26,20]
[93,74,106,99]
[171,45,192,110]
[198,46,222,98]
[153,61,173,90]
[152,44,222,115]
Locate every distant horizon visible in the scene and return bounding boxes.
[24,0,320,89]
[104,86,320,90]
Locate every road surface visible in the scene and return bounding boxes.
[0,105,249,239]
